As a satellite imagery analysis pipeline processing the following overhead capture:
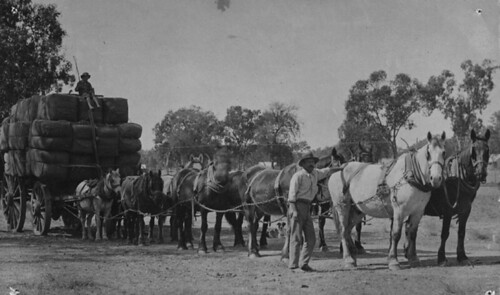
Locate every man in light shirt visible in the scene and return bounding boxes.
[288,151,335,272]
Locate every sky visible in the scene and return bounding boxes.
[36,0,500,150]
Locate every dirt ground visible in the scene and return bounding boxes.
[0,186,499,295]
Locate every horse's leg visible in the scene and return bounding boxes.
[158,215,165,244]
[437,215,451,266]
[79,208,87,240]
[354,221,365,253]
[457,208,472,265]
[176,208,187,250]
[148,217,155,243]
[335,199,356,268]
[259,214,270,248]
[403,211,424,268]
[94,198,103,241]
[246,207,260,258]
[102,201,112,240]
[318,203,328,252]
[213,212,225,252]
[139,216,148,246]
[280,213,291,262]
[170,215,178,242]
[186,208,194,249]
[198,210,208,254]
[388,210,404,270]
[225,211,245,247]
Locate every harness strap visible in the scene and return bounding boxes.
[341,163,369,195]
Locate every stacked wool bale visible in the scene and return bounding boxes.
[0,94,142,183]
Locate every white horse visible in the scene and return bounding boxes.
[329,132,446,270]
[77,168,122,241]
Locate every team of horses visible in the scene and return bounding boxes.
[73,129,491,270]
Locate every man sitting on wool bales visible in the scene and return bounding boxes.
[75,72,101,109]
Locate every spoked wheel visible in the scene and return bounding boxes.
[31,182,52,236]
[1,174,27,232]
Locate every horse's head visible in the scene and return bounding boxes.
[211,150,232,185]
[105,168,122,196]
[422,131,447,188]
[330,147,347,167]
[147,170,165,204]
[470,129,490,182]
[357,142,374,163]
[185,153,204,171]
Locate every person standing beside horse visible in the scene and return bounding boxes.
[287,151,336,272]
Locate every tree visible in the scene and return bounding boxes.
[0,0,75,120]
[424,59,499,148]
[153,106,223,168]
[256,102,301,168]
[223,106,261,169]
[343,71,431,157]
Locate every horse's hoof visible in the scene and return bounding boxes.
[457,259,471,266]
[320,245,329,252]
[158,239,164,244]
[388,262,401,271]
[249,253,260,259]
[356,248,366,255]
[198,249,208,255]
[281,257,289,264]
[344,262,356,269]
[437,258,448,267]
[408,258,421,268]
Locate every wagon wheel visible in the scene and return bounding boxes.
[31,182,52,236]
[0,174,27,232]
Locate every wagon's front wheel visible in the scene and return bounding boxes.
[1,175,27,232]
[31,182,52,236]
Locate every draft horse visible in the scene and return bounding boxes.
[424,129,490,266]
[329,132,446,270]
[172,150,244,253]
[121,170,170,245]
[77,168,121,241]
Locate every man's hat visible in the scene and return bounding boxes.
[298,151,319,167]
[81,72,91,78]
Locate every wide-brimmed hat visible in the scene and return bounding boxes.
[81,72,91,78]
[298,151,319,167]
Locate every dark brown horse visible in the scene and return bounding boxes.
[121,170,171,245]
[424,129,490,266]
[257,147,347,250]
[171,150,244,253]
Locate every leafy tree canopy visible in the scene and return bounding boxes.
[0,0,75,120]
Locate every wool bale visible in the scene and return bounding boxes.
[99,157,116,170]
[118,123,142,138]
[77,97,103,123]
[0,118,10,151]
[37,94,78,122]
[96,137,119,157]
[7,122,30,150]
[102,98,128,124]
[96,125,119,138]
[119,138,141,153]
[12,96,41,122]
[69,154,100,181]
[71,123,95,139]
[27,149,69,181]
[4,150,27,176]
[71,138,94,154]
[116,152,141,167]
[29,136,72,152]
[31,120,72,137]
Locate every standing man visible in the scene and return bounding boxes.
[75,72,100,109]
[287,151,334,272]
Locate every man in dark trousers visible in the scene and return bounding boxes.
[287,151,335,272]
[75,72,100,109]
